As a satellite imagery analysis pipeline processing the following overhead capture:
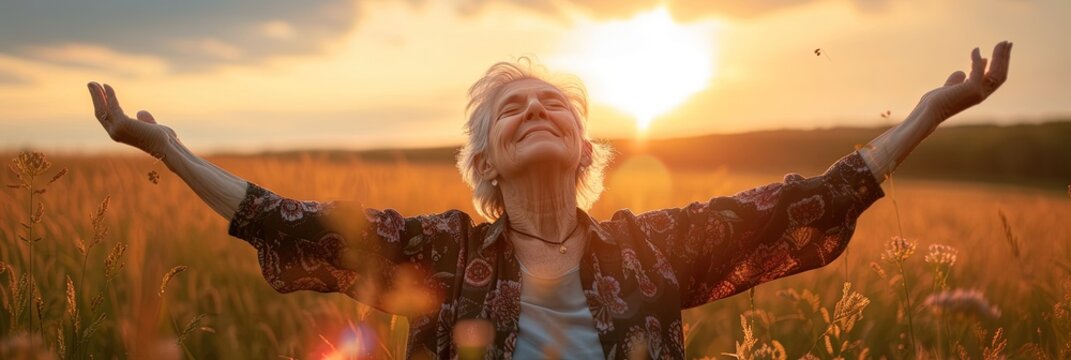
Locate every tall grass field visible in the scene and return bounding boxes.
[1,151,1069,359]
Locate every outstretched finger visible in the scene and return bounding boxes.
[988,41,1011,86]
[102,83,125,119]
[87,82,109,122]
[969,47,987,85]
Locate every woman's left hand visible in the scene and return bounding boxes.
[920,41,1012,123]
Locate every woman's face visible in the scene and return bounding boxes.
[482,78,585,180]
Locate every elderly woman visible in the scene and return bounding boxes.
[88,42,1011,359]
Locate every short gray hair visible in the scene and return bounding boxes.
[457,56,613,221]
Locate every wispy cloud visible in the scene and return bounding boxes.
[455,0,885,21]
[23,43,169,77]
[0,69,30,85]
[0,0,358,72]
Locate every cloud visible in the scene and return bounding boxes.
[461,0,884,21]
[0,0,358,72]
[0,69,30,85]
[23,43,169,77]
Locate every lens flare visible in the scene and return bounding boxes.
[316,323,376,360]
[608,155,673,211]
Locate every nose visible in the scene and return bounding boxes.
[522,97,546,122]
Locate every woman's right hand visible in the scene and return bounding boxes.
[87,82,176,156]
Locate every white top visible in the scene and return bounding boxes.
[513,260,606,359]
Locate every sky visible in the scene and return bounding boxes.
[0,0,1068,153]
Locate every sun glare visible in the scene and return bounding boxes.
[551,7,720,134]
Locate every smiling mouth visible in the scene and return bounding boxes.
[520,129,557,140]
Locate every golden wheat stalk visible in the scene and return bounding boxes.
[159,266,189,297]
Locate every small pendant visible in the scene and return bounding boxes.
[559,245,567,254]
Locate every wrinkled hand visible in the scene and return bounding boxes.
[921,41,1012,122]
[87,82,176,156]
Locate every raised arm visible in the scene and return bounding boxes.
[624,150,884,309]
[858,41,1012,182]
[87,82,246,219]
[87,83,465,316]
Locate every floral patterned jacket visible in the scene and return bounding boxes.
[227,151,884,359]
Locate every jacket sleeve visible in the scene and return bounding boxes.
[227,182,470,315]
[634,151,885,309]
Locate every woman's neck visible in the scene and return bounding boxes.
[499,162,578,243]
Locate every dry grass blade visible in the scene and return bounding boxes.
[725,314,758,359]
[48,168,68,184]
[869,262,887,280]
[31,203,44,226]
[82,312,106,341]
[178,313,208,345]
[983,328,1007,360]
[90,292,104,313]
[14,273,31,319]
[104,242,127,279]
[57,326,67,359]
[833,282,871,332]
[65,275,76,318]
[159,266,189,297]
[997,210,1021,259]
[34,292,44,327]
[87,195,110,253]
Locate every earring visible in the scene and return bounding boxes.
[491,179,498,187]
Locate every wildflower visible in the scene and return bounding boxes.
[881,236,917,263]
[7,150,66,190]
[925,244,958,267]
[922,289,1002,321]
[751,342,786,360]
[10,151,51,179]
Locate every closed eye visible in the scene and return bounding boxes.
[498,106,521,118]
[545,100,567,109]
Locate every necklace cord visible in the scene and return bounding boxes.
[507,220,579,246]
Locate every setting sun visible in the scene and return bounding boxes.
[551,7,720,133]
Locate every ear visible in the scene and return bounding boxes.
[579,140,594,168]
[475,152,499,181]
